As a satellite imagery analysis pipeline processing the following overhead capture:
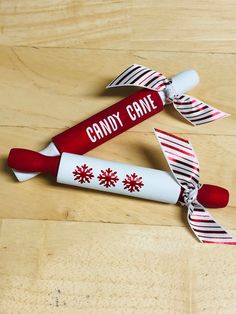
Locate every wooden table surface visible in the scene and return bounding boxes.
[0,1,236,313]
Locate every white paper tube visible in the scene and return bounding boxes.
[57,153,181,204]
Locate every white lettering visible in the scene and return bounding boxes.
[86,112,125,143]
[93,123,104,140]
[86,127,96,143]
[139,97,151,114]
[126,94,157,122]
[99,119,112,136]
[112,112,123,127]
[126,105,136,121]
[107,116,118,131]
[132,102,143,118]
[147,94,157,109]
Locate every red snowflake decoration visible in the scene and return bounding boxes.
[72,164,94,184]
[122,173,144,193]
[97,168,119,188]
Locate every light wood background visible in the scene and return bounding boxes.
[0,1,236,313]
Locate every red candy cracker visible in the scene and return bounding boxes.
[11,64,228,183]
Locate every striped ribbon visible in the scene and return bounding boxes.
[154,129,236,245]
[107,64,229,125]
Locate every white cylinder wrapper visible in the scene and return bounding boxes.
[57,153,181,204]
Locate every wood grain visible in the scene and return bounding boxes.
[0,1,235,53]
[0,219,236,313]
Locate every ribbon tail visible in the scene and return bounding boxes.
[154,128,235,245]
[187,201,236,245]
[154,128,200,189]
[173,94,230,126]
[106,64,168,92]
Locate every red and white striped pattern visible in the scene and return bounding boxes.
[154,128,236,245]
[107,64,169,92]
[172,94,229,126]
[187,203,236,245]
[107,64,229,126]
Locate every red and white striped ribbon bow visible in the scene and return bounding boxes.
[107,64,229,125]
[154,129,236,245]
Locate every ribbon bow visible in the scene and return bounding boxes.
[154,129,236,245]
[107,64,229,125]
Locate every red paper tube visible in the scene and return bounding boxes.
[12,69,199,182]
[53,89,163,154]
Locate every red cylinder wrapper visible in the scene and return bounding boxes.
[53,89,163,154]
[12,64,229,183]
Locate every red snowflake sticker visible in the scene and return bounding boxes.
[122,173,144,193]
[97,168,119,188]
[73,164,94,184]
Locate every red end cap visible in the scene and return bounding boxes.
[178,184,229,208]
[8,148,60,177]
[197,184,229,208]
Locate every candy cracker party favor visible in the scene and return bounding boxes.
[12,64,228,181]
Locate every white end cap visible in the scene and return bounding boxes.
[171,69,199,95]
